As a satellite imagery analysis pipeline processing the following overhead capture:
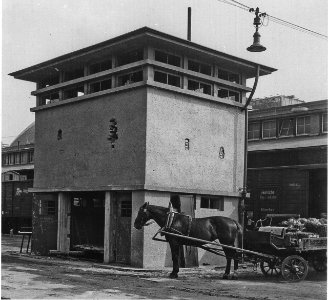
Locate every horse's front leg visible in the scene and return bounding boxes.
[169,241,180,278]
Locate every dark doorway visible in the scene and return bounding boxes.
[112,192,132,264]
[308,169,327,218]
[70,192,105,249]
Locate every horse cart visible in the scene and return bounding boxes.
[154,212,327,282]
[134,203,327,282]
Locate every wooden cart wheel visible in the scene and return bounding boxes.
[260,260,281,277]
[281,255,309,282]
[312,252,327,272]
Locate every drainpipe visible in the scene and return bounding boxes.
[240,64,260,255]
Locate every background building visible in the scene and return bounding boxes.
[247,97,327,220]
[1,123,35,233]
[9,27,275,267]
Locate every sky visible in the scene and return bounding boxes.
[1,0,327,145]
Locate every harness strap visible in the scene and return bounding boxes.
[164,212,193,237]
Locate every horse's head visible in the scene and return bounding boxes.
[134,202,151,230]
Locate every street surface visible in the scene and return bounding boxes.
[1,235,327,299]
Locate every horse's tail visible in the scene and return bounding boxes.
[233,220,243,249]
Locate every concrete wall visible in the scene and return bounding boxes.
[33,88,147,190]
[131,191,239,268]
[131,190,171,268]
[145,87,245,193]
[195,195,239,266]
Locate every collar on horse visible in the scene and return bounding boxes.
[163,203,192,236]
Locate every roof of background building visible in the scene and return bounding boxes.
[10,122,35,147]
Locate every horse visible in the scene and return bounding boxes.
[134,202,242,279]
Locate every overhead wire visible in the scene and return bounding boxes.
[216,0,328,40]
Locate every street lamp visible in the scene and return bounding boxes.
[247,7,266,52]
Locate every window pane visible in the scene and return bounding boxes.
[218,69,229,81]
[90,82,101,93]
[168,54,181,67]
[218,88,229,99]
[117,49,143,66]
[200,83,211,95]
[263,120,276,138]
[229,91,240,102]
[118,70,143,86]
[188,60,199,72]
[248,123,261,140]
[297,116,310,135]
[279,119,294,136]
[101,79,112,90]
[65,68,84,81]
[200,197,209,208]
[167,74,180,87]
[210,197,224,210]
[155,51,167,64]
[90,60,112,74]
[323,114,328,132]
[188,80,199,91]
[154,71,167,84]
[121,200,132,217]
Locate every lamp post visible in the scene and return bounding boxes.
[247,7,267,52]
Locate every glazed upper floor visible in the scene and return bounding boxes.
[9,27,276,111]
[248,99,328,151]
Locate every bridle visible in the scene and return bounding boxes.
[139,203,155,227]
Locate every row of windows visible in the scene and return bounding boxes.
[154,50,240,83]
[40,67,241,105]
[38,196,223,216]
[248,114,328,140]
[39,50,143,88]
[153,70,240,101]
[2,151,34,166]
[37,49,242,105]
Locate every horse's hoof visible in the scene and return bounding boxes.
[169,273,178,279]
[222,273,229,279]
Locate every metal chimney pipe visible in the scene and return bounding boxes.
[187,7,191,41]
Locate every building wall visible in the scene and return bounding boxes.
[145,87,245,193]
[131,190,239,268]
[195,196,239,266]
[33,88,147,190]
[31,193,58,255]
[131,190,170,268]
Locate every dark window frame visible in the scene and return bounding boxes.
[217,88,240,102]
[154,50,181,67]
[296,115,311,136]
[322,113,328,133]
[248,122,261,140]
[89,78,112,93]
[279,118,295,137]
[188,79,212,95]
[262,120,277,139]
[200,196,224,211]
[154,70,181,88]
[117,70,143,86]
